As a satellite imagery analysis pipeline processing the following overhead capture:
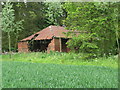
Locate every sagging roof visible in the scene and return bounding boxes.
[21,25,73,41]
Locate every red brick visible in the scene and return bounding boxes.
[18,41,29,53]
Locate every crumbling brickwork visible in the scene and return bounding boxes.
[18,41,29,52]
[47,38,70,53]
[18,38,70,53]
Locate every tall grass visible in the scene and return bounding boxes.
[2,52,118,68]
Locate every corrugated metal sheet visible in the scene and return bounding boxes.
[21,34,36,41]
[21,25,76,41]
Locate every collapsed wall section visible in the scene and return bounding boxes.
[47,38,56,53]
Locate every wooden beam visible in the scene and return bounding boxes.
[59,38,62,52]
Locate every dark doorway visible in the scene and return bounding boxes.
[28,40,51,52]
[61,38,69,52]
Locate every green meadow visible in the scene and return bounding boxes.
[2,52,118,88]
[2,52,118,68]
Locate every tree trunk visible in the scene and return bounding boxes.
[15,32,19,52]
[118,50,120,60]
[14,33,17,52]
[8,32,11,58]
[114,3,119,60]
[0,8,2,55]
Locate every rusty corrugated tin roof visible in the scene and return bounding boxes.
[21,25,78,41]
[21,34,36,41]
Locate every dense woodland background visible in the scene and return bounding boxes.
[2,2,120,58]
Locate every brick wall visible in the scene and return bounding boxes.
[47,38,70,53]
[18,39,70,53]
[18,41,29,52]
[47,39,55,53]
[54,38,60,52]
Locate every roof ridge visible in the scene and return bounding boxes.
[21,25,74,41]
[49,25,55,36]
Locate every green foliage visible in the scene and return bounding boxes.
[12,2,49,37]
[45,2,65,25]
[2,2,119,57]
[2,60,118,88]
[14,20,24,50]
[2,2,15,32]
[63,2,119,57]
[2,2,49,51]
[2,2,24,53]
[67,33,98,54]
[14,20,24,32]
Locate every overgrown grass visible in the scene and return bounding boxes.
[2,52,118,88]
[2,61,118,88]
[2,52,118,68]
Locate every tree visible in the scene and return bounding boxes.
[63,2,119,58]
[14,20,24,51]
[113,2,120,60]
[2,2,48,51]
[45,2,65,26]
[2,2,23,57]
[12,2,48,38]
[2,2,15,57]
[0,3,1,55]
